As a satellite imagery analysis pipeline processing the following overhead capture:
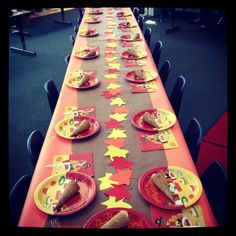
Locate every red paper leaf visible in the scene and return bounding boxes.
[104,119,123,129]
[108,157,134,171]
[107,68,120,74]
[104,52,116,58]
[101,90,114,99]
[105,138,125,148]
[105,47,116,52]
[104,78,118,84]
[104,184,132,201]
[107,39,118,43]
[108,88,123,96]
[112,106,129,113]
[109,169,133,186]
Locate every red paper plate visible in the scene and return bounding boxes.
[74,47,99,59]
[55,116,101,140]
[121,50,147,60]
[34,172,96,216]
[79,28,99,37]
[88,9,103,14]
[138,166,203,210]
[83,208,155,228]
[131,108,177,132]
[125,70,158,83]
[120,34,141,42]
[84,17,101,23]
[118,22,136,28]
[116,12,132,17]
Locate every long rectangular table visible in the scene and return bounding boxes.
[18,7,217,228]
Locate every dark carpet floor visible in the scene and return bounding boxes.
[8,8,227,189]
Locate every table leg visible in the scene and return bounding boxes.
[53,8,72,25]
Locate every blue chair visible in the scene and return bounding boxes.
[152,41,163,69]
[78,8,84,19]
[169,76,186,117]
[27,130,45,168]
[159,60,171,87]
[144,27,152,47]
[70,35,75,46]
[9,174,32,226]
[200,161,227,226]
[44,80,59,114]
[138,15,144,32]
[64,54,70,65]
[74,25,78,34]
[184,118,203,164]
[77,16,81,26]
[133,7,139,21]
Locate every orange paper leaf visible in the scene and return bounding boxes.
[109,169,133,186]
[112,106,129,114]
[104,139,126,148]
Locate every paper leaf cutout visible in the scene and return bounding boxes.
[107,68,120,74]
[109,113,127,122]
[106,34,116,39]
[108,157,134,171]
[101,90,115,99]
[107,39,118,43]
[105,74,117,79]
[110,169,132,186]
[104,52,115,58]
[104,185,132,201]
[101,196,132,209]
[108,88,123,96]
[104,145,129,160]
[110,97,126,106]
[106,83,121,90]
[112,106,129,114]
[104,139,125,148]
[104,78,118,84]
[107,63,120,70]
[107,42,118,47]
[105,119,123,129]
[104,57,118,62]
[98,173,119,190]
[108,129,127,139]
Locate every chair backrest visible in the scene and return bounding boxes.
[152,41,163,69]
[78,8,84,19]
[133,7,139,21]
[27,130,45,168]
[138,15,144,32]
[77,16,81,26]
[44,80,59,114]
[144,27,152,47]
[74,25,78,34]
[200,161,227,226]
[64,54,70,65]
[184,118,203,164]
[159,60,171,86]
[70,35,75,46]
[169,75,186,117]
[9,174,32,226]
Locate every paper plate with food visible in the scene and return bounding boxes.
[73,46,99,59]
[121,49,147,60]
[116,11,132,17]
[34,171,96,216]
[66,70,99,89]
[120,33,141,42]
[55,116,100,140]
[84,208,155,228]
[84,16,101,23]
[125,70,158,83]
[118,22,136,28]
[138,166,203,210]
[88,8,103,14]
[79,28,99,37]
[131,108,176,132]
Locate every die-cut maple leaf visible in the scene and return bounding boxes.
[101,196,132,209]
[108,157,134,171]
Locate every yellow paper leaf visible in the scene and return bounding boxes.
[106,83,121,90]
[104,145,129,160]
[104,57,118,62]
[107,34,116,39]
[108,63,120,69]
[109,113,127,122]
[110,97,126,106]
[108,129,127,139]
[107,42,118,47]
[101,196,132,209]
[97,173,119,190]
[105,74,117,79]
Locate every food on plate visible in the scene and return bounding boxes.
[81,28,91,35]
[133,33,140,40]
[134,70,146,80]
[121,22,130,28]
[142,112,160,128]
[77,73,90,87]
[70,119,90,137]
[53,180,80,211]
[151,170,175,203]
[100,210,130,228]
[86,48,97,57]
[127,49,138,58]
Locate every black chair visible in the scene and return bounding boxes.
[9,174,32,226]
[27,130,45,168]
[184,118,202,164]
[74,25,78,34]
[201,161,227,226]
[70,35,75,46]
[159,60,171,87]
[152,41,163,69]
[64,54,70,65]
[138,15,144,32]
[77,16,81,26]
[133,7,139,21]
[78,8,84,19]
[44,80,59,114]
[144,27,152,47]
[169,76,186,117]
